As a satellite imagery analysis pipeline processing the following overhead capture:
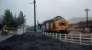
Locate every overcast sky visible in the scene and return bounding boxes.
[0,0,92,26]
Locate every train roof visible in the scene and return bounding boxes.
[54,16,65,21]
[42,16,65,24]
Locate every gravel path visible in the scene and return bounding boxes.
[0,32,92,50]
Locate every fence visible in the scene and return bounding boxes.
[43,32,92,45]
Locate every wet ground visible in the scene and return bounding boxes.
[0,32,92,50]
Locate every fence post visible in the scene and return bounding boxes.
[49,33,51,36]
[70,33,73,42]
[91,33,92,45]
[55,33,57,39]
[52,33,54,38]
[51,33,53,38]
[80,33,82,45]
[44,32,46,35]
[51,33,54,38]
[46,32,47,35]
[65,34,67,41]
[59,34,62,40]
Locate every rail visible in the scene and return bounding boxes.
[43,32,92,45]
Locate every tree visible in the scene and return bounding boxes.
[2,9,17,34]
[0,16,4,30]
[16,11,25,27]
[3,9,18,34]
[2,9,26,35]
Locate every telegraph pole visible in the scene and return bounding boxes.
[85,8,90,32]
[34,0,37,32]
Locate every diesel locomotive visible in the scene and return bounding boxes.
[42,16,69,34]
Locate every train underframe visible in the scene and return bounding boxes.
[44,30,69,34]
